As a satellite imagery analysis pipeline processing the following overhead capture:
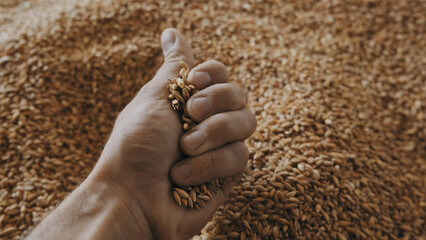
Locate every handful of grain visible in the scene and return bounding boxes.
[168,60,226,209]
[167,60,198,131]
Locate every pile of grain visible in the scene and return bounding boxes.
[0,0,424,239]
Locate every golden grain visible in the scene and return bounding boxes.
[173,191,182,206]
[174,188,190,199]
[1,0,424,239]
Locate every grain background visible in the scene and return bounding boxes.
[0,0,425,239]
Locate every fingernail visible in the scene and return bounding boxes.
[192,72,210,88]
[161,30,176,55]
[175,163,192,180]
[184,131,205,150]
[191,97,212,119]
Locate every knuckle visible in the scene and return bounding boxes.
[217,84,246,109]
[240,143,250,160]
[231,170,244,183]
[244,91,249,106]
[165,54,193,68]
[216,116,232,134]
[179,137,189,154]
[164,54,180,63]
[198,84,241,113]
[235,142,249,170]
[233,85,248,106]
[209,59,224,67]
[204,88,223,110]
[204,116,229,139]
[203,152,217,171]
[246,110,257,132]
[209,59,229,77]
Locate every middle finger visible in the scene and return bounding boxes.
[180,108,256,156]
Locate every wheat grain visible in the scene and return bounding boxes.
[0,0,424,239]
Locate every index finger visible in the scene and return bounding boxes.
[187,60,229,90]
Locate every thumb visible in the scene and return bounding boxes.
[161,28,195,66]
[151,29,195,89]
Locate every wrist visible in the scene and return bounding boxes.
[27,168,153,240]
[83,169,154,240]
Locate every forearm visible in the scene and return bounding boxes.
[26,171,152,240]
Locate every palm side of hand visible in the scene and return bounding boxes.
[112,96,180,190]
[96,64,211,239]
[97,84,200,238]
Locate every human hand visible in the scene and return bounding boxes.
[91,28,256,239]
